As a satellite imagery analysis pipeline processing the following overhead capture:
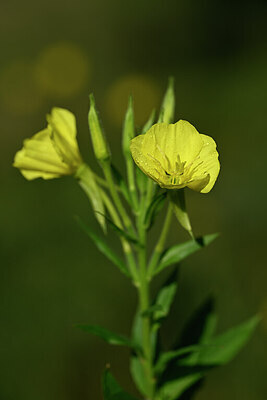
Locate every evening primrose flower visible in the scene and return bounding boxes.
[130,120,220,193]
[13,108,82,179]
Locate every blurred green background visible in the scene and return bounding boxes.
[1,0,267,399]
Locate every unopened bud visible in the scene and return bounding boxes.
[159,76,175,124]
[122,96,135,158]
[88,94,111,163]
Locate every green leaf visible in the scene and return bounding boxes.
[153,279,178,326]
[76,216,130,277]
[154,345,202,376]
[181,314,260,367]
[158,315,259,400]
[145,192,167,230]
[169,189,193,238]
[111,164,131,205]
[157,297,217,397]
[157,374,204,400]
[77,324,140,351]
[102,369,139,400]
[154,233,219,276]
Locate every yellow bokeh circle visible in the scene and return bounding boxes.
[34,42,90,98]
[105,74,161,127]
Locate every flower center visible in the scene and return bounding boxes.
[164,154,205,186]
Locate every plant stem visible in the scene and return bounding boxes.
[147,203,173,279]
[101,162,134,233]
[136,211,155,399]
[99,188,139,285]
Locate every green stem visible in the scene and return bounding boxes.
[147,203,173,279]
[101,162,134,233]
[136,211,155,399]
[99,188,139,285]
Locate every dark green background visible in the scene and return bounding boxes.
[1,0,266,399]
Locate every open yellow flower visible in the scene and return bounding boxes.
[130,120,220,193]
[13,108,82,180]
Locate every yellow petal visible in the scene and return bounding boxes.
[13,128,71,180]
[150,121,203,165]
[130,120,204,188]
[188,134,220,193]
[130,133,164,184]
[47,107,82,166]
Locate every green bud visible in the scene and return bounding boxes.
[88,94,111,163]
[122,96,135,157]
[159,76,175,124]
[142,108,156,134]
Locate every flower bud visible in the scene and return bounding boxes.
[88,94,111,163]
[159,77,175,124]
[122,96,135,158]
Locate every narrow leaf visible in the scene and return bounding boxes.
[154,345,202,376]
[77,324,139,351]
[154,281,177,324]
[158,315,259,400]
[144,192,167,230]
[158,374,204,400]
[154,233,219,276]
[102,369,139,400]
[180,315,260,367]
[76,216,130,277]
[158,297,217,397]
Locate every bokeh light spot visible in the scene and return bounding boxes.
[0,60,43,115]
[105,74,161,127]
[34,42,90,98]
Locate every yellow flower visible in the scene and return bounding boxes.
[13,108,82,180]
[130,120,220,193]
